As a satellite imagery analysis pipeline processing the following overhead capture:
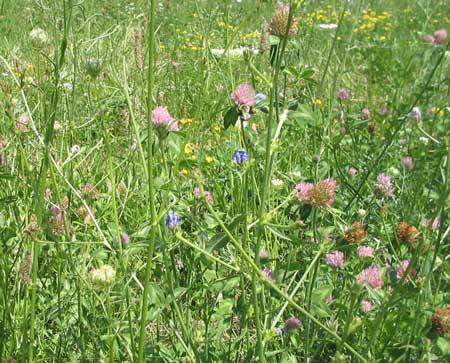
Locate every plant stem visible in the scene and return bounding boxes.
[137,0,158,361]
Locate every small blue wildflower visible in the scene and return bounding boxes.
[232,149,248,164]
[165,210,180,228]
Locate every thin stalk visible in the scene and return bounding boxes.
[137,0,158,361]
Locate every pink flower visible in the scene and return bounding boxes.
[337,88,349,100]
[326,251,344,268]
[401,156,413,170]
[16,115,30,131]
[374,173,394,197]
[361,108,371,120]
[348,167,357,177]
[259,249,269,260]
[295,182,313,201]
[263,267,274,281]
[326,294,334,305]
[358,265,383,289]
[151,106,179,131]
[120,232,130,245]
[193,187,214,204]
[431,217,440,231]
[231,83,256,108]
[284,315,302,332]
[361,300,372,313]
[397,259,415,280]
[434,29,448,45]
[423,34,435,44]
[357,245,374,258]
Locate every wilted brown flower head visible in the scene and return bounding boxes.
[344,222,365,244]
[396,222,419,247]
[268,4,298,38]
[432,306,450,336]
[307,178,337,208]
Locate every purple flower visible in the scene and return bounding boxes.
[336,88,349,100]
[165,210,180,228]
[358,265,383,289]
[50,204,62,217]
[357,245,374,258]
[120,232,130,245]
[295,182,313,201]
[361,108,371,120]
[232,149,248,164]
[408,107,422,121]
[348,167,357,177]
[259,249,269,261]
[326,251,344,268]
[284,315,302,332]
[193,187,214,204]
[151,106,179,131]
[434,29,448,45]
[374,173,394,197]
[231,83,256,108]
[263,267,274,281]
[401,156,413,170]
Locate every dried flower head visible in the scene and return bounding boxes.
[19,253,32,286]
[308,178,337,208]
[396,222,419,247]
[89,265,116,287]
[344,222,365,244]
[432,306,450,336]
[268,4,298,38]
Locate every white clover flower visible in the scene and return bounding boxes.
[271,178,284,190]
[30,28,48,48]
[318,23,338,29]
[89,265,116,286]
[70,144,80,154]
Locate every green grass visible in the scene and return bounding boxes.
[1,0,450,362]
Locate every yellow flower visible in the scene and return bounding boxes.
[180,169,189,176]
[214,125,221,132]
[180,118,193,124]
[312,98,322,106]
[206,156,214,163]
[26,64,34,71]
[184,143,195,155]
[380,36,386,41]
[191,155,197,161]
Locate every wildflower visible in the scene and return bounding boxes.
[259,249,269,261]
[431,217,440,231]
[423,34,435,43]
[326,251,344,268]
[358,265,383,289]
[120,232,130,246]
[89,265,116,286]
[268,4,298,38]
[83,183,99,199]
[308,178,337,208]
[295,182,313,201]
[284,315,302,332]
[326,294,334,305]
[271,178,284,190]
[357,245,374,258]
[180,118,193,124]
[432,306,450,336]
[361,300,372,313]
[337,88,350,100]
[361,108,371,120]
[408,107,422,121]
[30,28,48,48]
[70,144,80,154]
[318,23,338,29]
[152,106,179,131]
[165,210,180,228]
[263,267,274,281]
[193,187,214,204]
[50,204,62,217]
[344,222,365,244]
[374,173,394,197]
[232,149,248,164]
[347,167,357,176]
[396,259,415,280]
[205,155,214,163]
[16,115,30,132]
[231,83,256,120]
[396,222,419,247]
[400,156,413,170]
[433,29,448,45]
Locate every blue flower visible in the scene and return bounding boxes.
[165,210,180,228]
[232,149,248,164]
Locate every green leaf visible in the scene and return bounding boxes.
[223,107,239,129]
[436,337,450,356]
